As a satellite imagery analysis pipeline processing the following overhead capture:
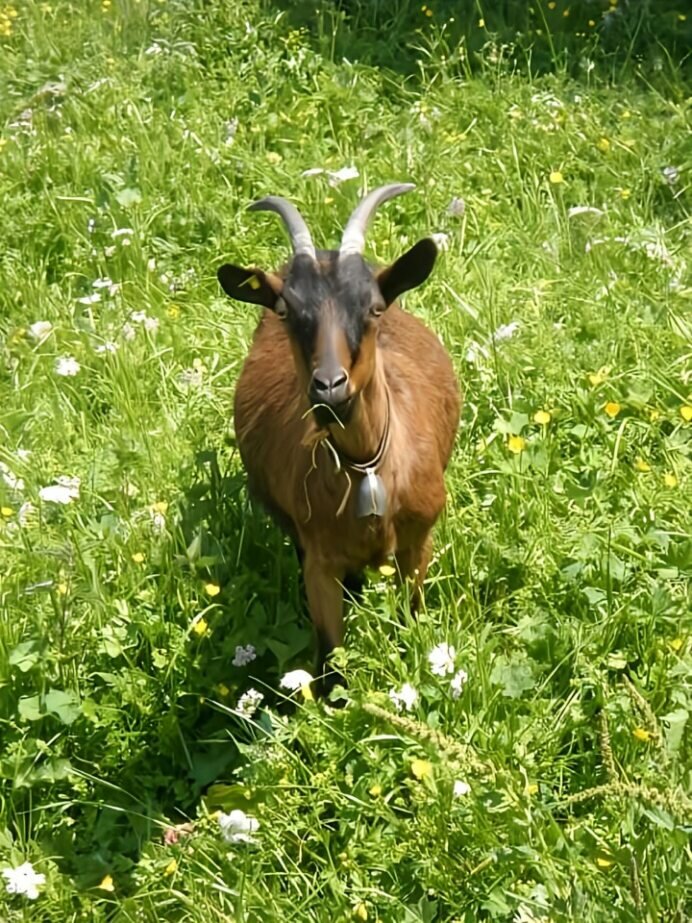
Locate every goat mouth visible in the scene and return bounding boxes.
[311,396,354,427]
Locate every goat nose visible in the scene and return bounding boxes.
[310,368,349,404]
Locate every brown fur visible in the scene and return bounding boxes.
[234,299,460,691]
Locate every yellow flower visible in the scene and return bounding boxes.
[648,407,661,421]
[477,17,484,26]
[57,582,68,595]
[425,7,433,17]
[152,500,168,514]
[533,410,551,426]
[205,582,221,597]
[663,472,678,488]
[379,564,396,577]
[678,13,687,21]
[354,904,368,921]
[596,137,610,153]
[164,858,178,876]
[596,857,613,869]
[632,727,650,743]
[587,366,610,387]
[563,8,570,16]
[410,759,433,780]
[369,783,382,797]
[547,1,556,8]
[131,552,145,564]
[549,171,564,185]
[265,151,282,165]
[1,506,14,517]
[507,435,526,454]
[588,18,596,26]
[634,457,651,472]
[604,401,621,419]
[323,196,334,205]
[680,404,692,422]
[192,617,209,637]
[216,683,230,697]
[98,874,115,891]
[670,637,683,652]
[167,304,181,319]
[526,783,539,796]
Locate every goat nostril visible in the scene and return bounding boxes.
[331,371,348,390]
[312,375,329,393]
[311,370,348,396]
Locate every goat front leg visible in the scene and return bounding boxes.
[303,552,346,697]
[395,530,433,614]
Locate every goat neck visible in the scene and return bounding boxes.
[326,359,389,467]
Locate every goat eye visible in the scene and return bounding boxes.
[275,297,288,319]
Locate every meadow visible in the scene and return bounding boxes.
[0,1,690,920]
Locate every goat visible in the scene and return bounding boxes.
[218,184,460,694]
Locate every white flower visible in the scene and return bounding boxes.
[28,321,53,342]
[0,461,24,491]
[95,341,119,354]
[450,669,468,698]
[87,218,96,233]
[39,476,80,505]
[111,227,134,238]
[55,356,80,377]
[430,232,450,251]
[92,276,113,289]
[464,340,489,365]
[447,196,465,217]
[143,316,159,333]
[453,779,471,797]
[428,642,456,676]
[2,861,46,900]
[177,367,204,389]
[121,322,136,341]
[218,809,259,845]
[236,687,263,718]
[492,321,520,343]
[302,166,359,187]
[147,257,157,271]
[280,669,313,692]
[389,682,418,711]
[232,644,257,667]
[662,165,679,186]
[76,293,102,305]
[567,206,604,219]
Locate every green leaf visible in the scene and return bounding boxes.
[18,695,43,722]
[661,708,688,754]
[490,655,535,699]
[44,688,81,725]
[9,640,40,673]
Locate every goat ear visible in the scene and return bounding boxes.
[376,238,437,307]
[217,264,283,309]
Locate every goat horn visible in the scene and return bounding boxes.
[339,183,416,257]
[249,196,317,260]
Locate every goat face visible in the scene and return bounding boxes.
[218,187,438,426]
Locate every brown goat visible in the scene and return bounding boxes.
[218,184,460,694]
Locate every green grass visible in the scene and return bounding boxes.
[0,1,690,920]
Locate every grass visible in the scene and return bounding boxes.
[0,0,690,920]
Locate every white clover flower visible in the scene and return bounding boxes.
[95,341,119,354]
[389,682,418,711]
[662,165,679,186]
[143,316,159,333]
[2,861,46,900]
[428,642,456,676]
[0,461,24,491]
[232,644,257,667]
[28,321,53,341]
[55,356,80,377]
[236,687,263,718]
[279,669,313,692]
[92,277,113,289]
[453,779,471,797]
[76,293,102,305]
[450,668,468,699]
[447,196,465,217]
[121,322,136,341]
[177,367,204,390]
[464,340,489,365]
[492,321,520,343]
[218,809,259,845]
[430,232,450,251]
[39,476,80,505]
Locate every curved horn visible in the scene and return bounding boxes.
[249,196,316,259]
[339,183,416,257]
